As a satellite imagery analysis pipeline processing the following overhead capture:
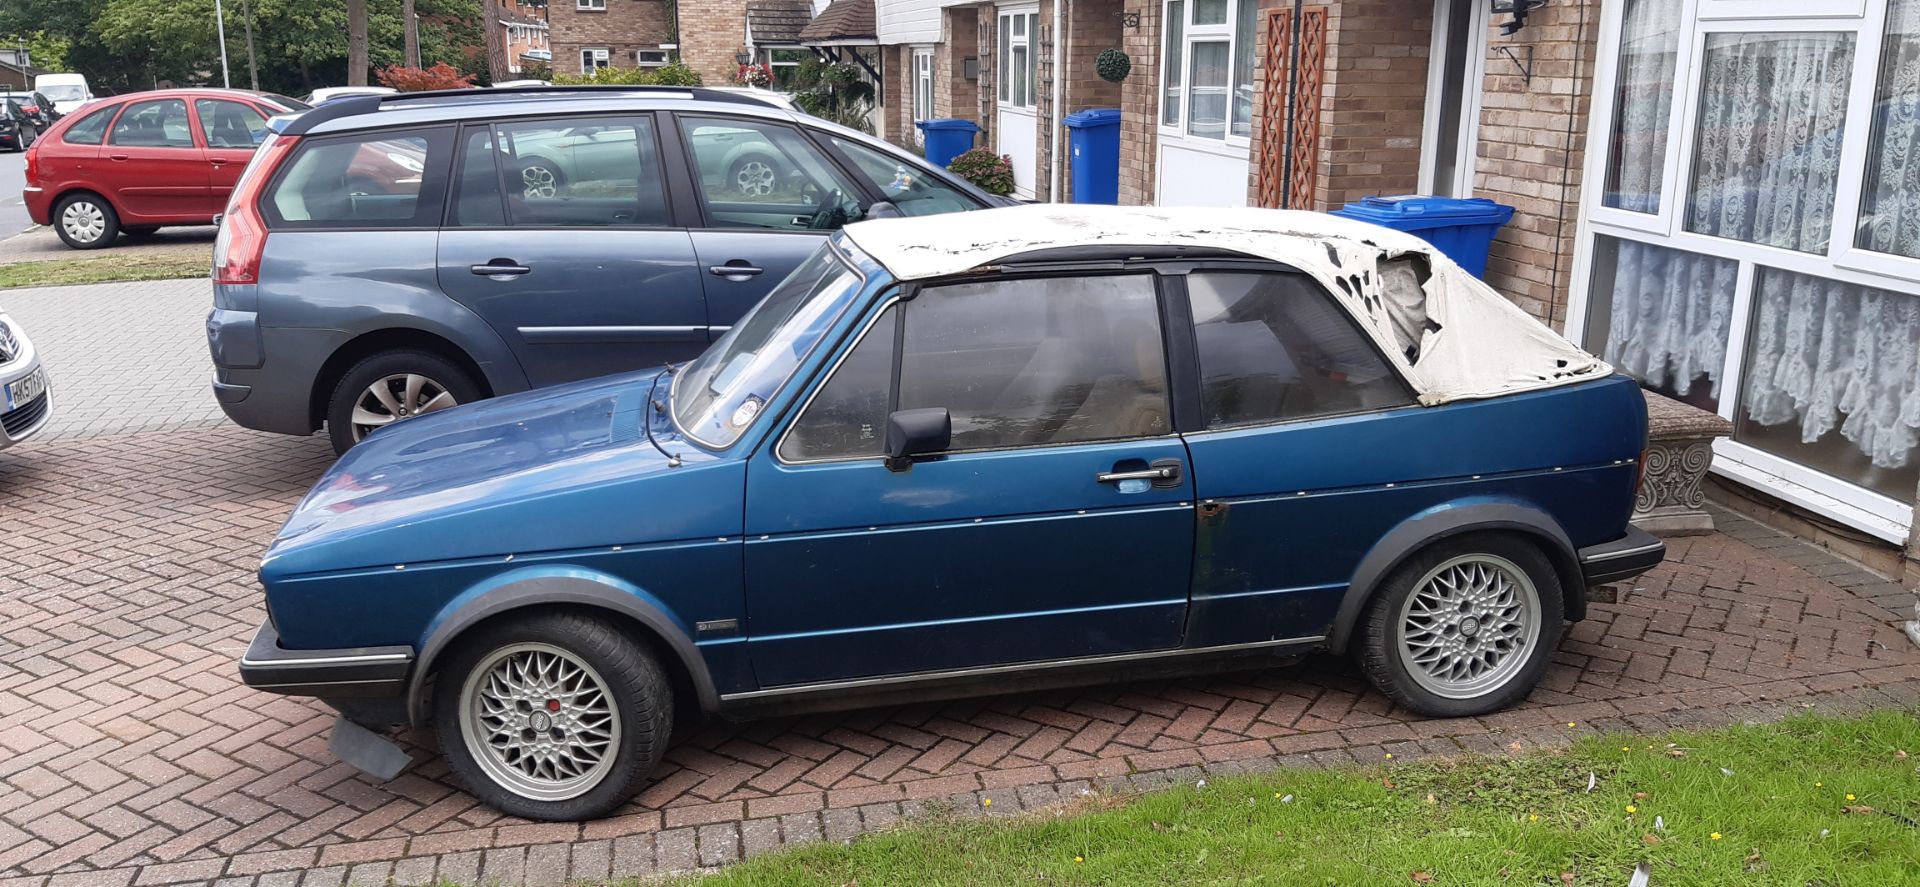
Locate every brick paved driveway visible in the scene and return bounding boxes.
[1,426,1917,887]
[2,278,226,439]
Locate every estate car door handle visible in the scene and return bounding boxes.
[708,263,765,279]
[1096,467,1177,484]
[471,259,531,277]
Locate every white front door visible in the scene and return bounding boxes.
[995,4,1040,198]
[1154,0,1259,207]
[1418,0,1489,197]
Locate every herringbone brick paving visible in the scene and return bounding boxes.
[1,426,1917,886]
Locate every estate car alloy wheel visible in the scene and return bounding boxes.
[1358,533,1564,717]
[435,611,672,821]
[54,194,119,250]
[326,350,482,455]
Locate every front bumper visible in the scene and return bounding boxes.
[1,319,52,448]
[1578,525,1667,586]
[238,620,414,699]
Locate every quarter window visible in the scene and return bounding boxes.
[1187,271,1412,428]
[60,106,115,145]
[265,129,448,227]
[108,98,194,148]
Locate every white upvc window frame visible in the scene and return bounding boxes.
[576,0,606,10]
[1568,0,1918,541]
[1156,0,1256,151]
[581,47,610,70]
[996,7,1039,111]
[911,46,935,142]
[635,49,669,67]
[1417,0,1491,197]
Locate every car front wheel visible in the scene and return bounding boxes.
[54,194,119,249]
[325,349,481,454]
[435,611,673,821]
[1357,533,1564,717]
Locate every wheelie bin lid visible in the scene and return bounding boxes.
[1332,195,1515,227]
[1063,108,1121,128]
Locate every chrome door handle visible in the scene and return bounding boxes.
[471,262,531,277]
[708,264,765,277]
[1097,467,1176,483]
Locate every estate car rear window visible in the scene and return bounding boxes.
[265,127,451,228]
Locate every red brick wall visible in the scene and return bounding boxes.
[549,0,673,76]
[679,0,752,85]
[1306,0,1429,209]
[937,7,982,126]
[1118,0,1160,205]
[1474,0,1599,330]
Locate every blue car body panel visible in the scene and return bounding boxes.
[244,241,1656,723]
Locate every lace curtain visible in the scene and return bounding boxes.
[1602,239,1736,403]
[1602,0,1681,213]
[1744,270,1920,472]
[1684,33,1855,253]
[1857,0,1920,258]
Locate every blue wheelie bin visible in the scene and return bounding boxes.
[1063,108,1121,204]
[1328,195,1515,279]
[917,119,981,170]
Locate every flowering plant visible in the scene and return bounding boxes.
[734,62,774,88]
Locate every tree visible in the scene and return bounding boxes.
[481,0,506,83]
[404,0,420,68]
[347,0,368,85]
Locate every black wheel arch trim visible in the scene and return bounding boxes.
[404,576,721,725]
[1329,501,1586,654]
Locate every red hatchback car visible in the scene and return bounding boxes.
[23,89,310,249]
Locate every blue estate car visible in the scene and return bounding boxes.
[239,205,1665,820]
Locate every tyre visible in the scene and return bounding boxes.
[325,349,481,455]
[434,610,673,821]
[54,193,119,250]
[516,158,563,199]
[1357,533,1564,717]
[728,154,780,197]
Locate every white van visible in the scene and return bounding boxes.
[33,73,91,115]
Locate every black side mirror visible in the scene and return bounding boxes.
[884,407,950,472]
[867,200,902,220]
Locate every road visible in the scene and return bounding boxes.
[0,152,28,235]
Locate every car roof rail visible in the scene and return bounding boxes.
[278,85,785,136]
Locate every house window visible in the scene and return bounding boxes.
[1158,0,1257,140]
[1575,0,1920,541]
[912,47,934,141]
[576,0,605,9]
[996,10,1038,109]
[581,48,610,71]
[769,48,808,89]
[636,49,669,66]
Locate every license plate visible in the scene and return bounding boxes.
[5,367,47,411]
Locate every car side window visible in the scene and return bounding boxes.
[680,116,868,231]
[1187,271,1414,428]
[265,128,449,228]
[451,126,507,227]
[829,136,980,217]
[466,116,672,228]
[779,305,898,461]
[108,98,194,148]
[905,274,1170,451]
[195,99,268,149]
[61,107,114,145]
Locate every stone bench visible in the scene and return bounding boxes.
[1634,390,1733,536]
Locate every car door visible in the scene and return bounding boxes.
[1173,267,1423,647]
[674,114,872,338]
[102,97,210,219]
[435,114,708,387]
[192,97,271,209]
[742,269,1194,687]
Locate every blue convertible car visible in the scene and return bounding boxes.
[240,205,1663,820]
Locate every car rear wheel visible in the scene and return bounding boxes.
[325,350,482,454]
[728,155,779,197]
[1357,533,1564,717]
[435,611,673,821]
[517,158,562,199]
[54,194,118,250]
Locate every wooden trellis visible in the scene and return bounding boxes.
[1256,5,1326,210]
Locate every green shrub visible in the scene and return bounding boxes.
[947,147,1016,195]
[552,62,702,86]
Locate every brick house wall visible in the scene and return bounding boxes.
[936,6,981,126]
[549,0,674,76]
[1117,0,1160,205]
[878,43,915,146]
[1053,1,1123,202]
[680,0,753,85]
[976,8,997,148]
[1473,0,1599,330]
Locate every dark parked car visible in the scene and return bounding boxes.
[0,97,40,152]
[21,88,310,248]
[205,85,1008,455]
[238,205,1663,820]
[0,89,59,128]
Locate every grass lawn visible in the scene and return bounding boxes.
[0,252,207,288]
[682,711,1920,886]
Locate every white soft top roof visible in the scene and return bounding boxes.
[841,204,1609,405]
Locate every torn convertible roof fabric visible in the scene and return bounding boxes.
[840,204,1610,406]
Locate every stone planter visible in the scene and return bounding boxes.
[1634,390,1733,536]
